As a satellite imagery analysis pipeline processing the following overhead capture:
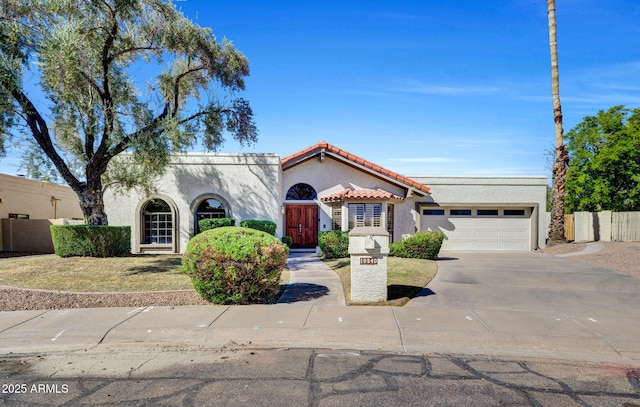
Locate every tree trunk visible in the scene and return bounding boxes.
[549,146,569,242]
[76,178,109,226]
[547,0,569,244]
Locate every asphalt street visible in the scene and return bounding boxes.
[1,348,640,406]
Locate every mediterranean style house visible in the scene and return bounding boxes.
[104,141,547,254]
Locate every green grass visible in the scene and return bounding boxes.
[0,255,192,292]
[0,254,291,294]
[323,257,438,306]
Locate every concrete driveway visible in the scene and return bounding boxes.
[406,252,640,362]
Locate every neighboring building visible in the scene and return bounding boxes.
[104,141,547,254]
[0,173,83,252]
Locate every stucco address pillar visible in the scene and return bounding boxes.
[348,226,389,303]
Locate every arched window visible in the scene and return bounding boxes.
[142,199,173,244]
[286,183,317,200]
[194,197,229,234]
[196,198,226,220]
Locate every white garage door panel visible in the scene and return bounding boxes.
[421,208,531,251]
[503,230,527,239]
[503,219,528,228]
[477,231,500,239]
[477,242,501,250]
[448,242,475,250]
[477,219,500,228]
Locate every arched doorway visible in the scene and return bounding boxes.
[285,183,318,248]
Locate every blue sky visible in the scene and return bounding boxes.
[2,0,640,180]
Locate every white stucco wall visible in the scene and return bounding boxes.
[282,156,407,235]
[104,153,282,254]
[408,176,548,249]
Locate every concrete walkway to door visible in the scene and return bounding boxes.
[277,251,346,305]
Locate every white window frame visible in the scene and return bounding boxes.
[142,200,173,245]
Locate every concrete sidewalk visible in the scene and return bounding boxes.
[1,304,638,366]
[0,253,639,367]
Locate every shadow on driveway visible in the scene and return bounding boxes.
[278,283,329,303]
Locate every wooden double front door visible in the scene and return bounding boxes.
[285,205,318,248]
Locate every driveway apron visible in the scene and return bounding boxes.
[409,252,640,314]
[405,252,640,361]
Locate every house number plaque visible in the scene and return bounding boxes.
[359,257,378,265]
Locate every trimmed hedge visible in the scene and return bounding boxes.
[50,225,131,257]
[198,218,235,232]
[182,226,288,304]
[318,230,349,259]
[281,236,293,248]
[239,219,277,236]
[389,231,445,260]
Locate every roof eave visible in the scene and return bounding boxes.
[281,142,432,196]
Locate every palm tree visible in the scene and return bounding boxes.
[547,0,569,244]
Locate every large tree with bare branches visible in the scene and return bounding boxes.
[0,0,257,225]
[546,0,569,243]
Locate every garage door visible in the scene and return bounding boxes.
[420,208,531,251]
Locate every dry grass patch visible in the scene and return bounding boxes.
[0,254,192,292]
[323,257,438,306]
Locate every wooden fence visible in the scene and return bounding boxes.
[560,211,640,242]
[564,214,575,241]
[612,212,640,241]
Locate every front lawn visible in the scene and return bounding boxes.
[0,254,291,293]
[0,255,193,292]
[323,257,438,306]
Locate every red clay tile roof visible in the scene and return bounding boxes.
[281,141,431,195]
[321,188,405,202]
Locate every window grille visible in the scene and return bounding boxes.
[195,198,227,233]
[286,183,317,200]
[387,204,394,242]
[348,203,382,229]
[332,203,342,230]
[142,199,173,244]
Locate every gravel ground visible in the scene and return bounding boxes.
[565,241,640,279]
[1,243,638,311]
[537,241,640,278]
[0,287,209,311]
[536,242,587,255]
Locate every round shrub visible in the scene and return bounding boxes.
[50,225,131,257]
[389,231,445,260]
[318,230,349,259]
[182,226,289,304]
[281,236,293,247]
